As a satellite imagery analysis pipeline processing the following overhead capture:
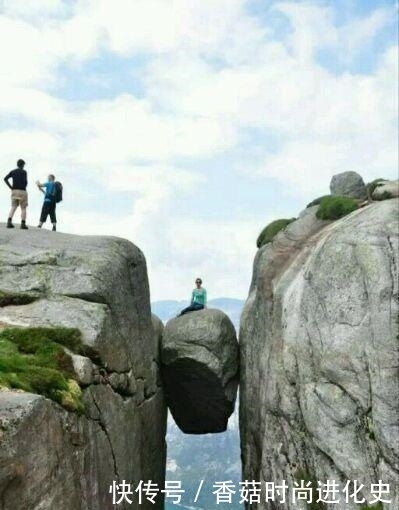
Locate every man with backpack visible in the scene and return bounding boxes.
[3,159,29,229]
[36,174,62,231]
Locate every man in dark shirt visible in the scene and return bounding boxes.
[4,159,28,229]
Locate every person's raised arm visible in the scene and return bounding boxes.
[4,172,12,190]
[36,180,45,194]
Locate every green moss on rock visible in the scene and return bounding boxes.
[0,290,38,307]
[316,196,358,220]
[0,327,86,413]
[306,195,331,208]
[257,218,296,248]
[359,503,383,510]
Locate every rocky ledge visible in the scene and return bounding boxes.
[0,227,166,510]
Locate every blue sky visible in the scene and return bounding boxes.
[0,0,397,300]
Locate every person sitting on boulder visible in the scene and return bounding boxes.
[36,174,57,231]
[179,278,207,315]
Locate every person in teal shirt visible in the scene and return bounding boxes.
[36,174,57,231]
[179,278,207,315]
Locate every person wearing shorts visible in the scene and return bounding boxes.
[4,159,28,229]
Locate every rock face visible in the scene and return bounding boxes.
[372,179,399,199]
[240,200,399,509]
[161,309,239,434]
[0,227,167,510]
[330,170,367,199]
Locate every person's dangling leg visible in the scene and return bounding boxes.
[180,305,195,315]
[180,303,204,316]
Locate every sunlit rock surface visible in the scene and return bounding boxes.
[0,227,167,510]
[240,199,399,509]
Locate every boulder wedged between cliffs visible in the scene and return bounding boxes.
[161,308,239,434]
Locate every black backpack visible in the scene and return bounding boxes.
[54,182,63,203]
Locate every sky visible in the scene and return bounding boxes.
[0,0,397,301]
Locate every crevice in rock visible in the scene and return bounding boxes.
[0,291,40,308]
[61,292,108,305]
[90,390,120,482]
[136,387,162,408]
[324,378,363,409]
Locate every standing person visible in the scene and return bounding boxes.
[3,159,28,229]
[179,278,207,315]
[36,174,57,231]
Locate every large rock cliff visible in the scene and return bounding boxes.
[0,228,166,510]
[240,199,399,509]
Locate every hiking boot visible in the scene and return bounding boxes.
[37,224,42,228]
[6,219,14,229]
[20,221,28,230]
[52,225,56,232]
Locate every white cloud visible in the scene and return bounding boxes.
[276,2,337,63]
[146,218,255,301]
[248,41,398,197]
[59,208,263,301]
[106,164,205,233]
[276,2,394,64]
[1,0,68,20]
[0,130,60,166]
[76,95,237,163]
[340,8,393,62]
[0,0,397,300]
[67,0,265,59]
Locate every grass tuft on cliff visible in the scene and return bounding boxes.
[257,218,296,248]
[306,195,331,208]
[359,503,383,510]
[0,327,85,413]
[316,196,358,221]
